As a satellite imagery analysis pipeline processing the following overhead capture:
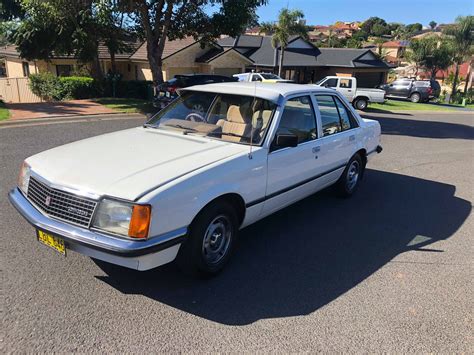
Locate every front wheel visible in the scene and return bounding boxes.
[410,92,421,103]
[177,201,238,276]
[353,98,368,110]
[335,154,363,197]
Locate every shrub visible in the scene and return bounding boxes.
[29,73,95,101]
[29,72,62,101]
[59,76,95,100]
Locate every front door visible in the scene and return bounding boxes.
[263,95,324,215]
[337,78,355,102]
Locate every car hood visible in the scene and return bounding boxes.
[26,127,247,201]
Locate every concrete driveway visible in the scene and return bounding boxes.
[6,99,116,120]
[1,112,473,352]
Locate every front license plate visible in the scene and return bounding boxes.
[37,230,66,256]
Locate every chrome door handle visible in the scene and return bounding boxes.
[349,135,355,141]
[312,146,321,153]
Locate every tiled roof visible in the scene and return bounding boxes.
[382,40,410,48]
[130,37,197,61]
[217,35,390,69]
[0,45,21,58]
[0,42,140,60]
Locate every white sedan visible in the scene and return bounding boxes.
[9,83,382,275]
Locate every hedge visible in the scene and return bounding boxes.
[29,73,152,101]
[29,73,95,101]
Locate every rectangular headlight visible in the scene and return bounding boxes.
[18,161,31,195]
[92,199,151,239]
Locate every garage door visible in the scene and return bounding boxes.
[214,68,241,77]
[354,72,384,88]
[167,67,199,79]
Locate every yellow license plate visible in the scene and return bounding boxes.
[37,230,66,256]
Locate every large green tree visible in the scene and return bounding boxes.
[406,37,436,77]
[423,39,454,79]
[123,0,267,86]
[10,0,132,79]
[443,15,474,96]
[260,8,307,77]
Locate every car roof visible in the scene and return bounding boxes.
[179,82,335,104]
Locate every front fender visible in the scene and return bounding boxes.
[141,149,268,237]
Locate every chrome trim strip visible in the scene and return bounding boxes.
[29,171,101,200]
[9,188,187,257]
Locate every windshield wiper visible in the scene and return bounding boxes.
[163,124,198,132]
[143,123,157,129]
[206,131,247,139]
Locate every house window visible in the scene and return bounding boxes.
[22,62,30,77]
[135,65,139,80]
[56,65,72,77]
[127,63,131,72]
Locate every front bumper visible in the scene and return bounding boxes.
[8,188,186,270]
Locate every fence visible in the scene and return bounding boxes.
[0,77,43,103]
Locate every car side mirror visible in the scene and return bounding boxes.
[272,134,298,150]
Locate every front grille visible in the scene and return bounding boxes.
[27,177,97,227]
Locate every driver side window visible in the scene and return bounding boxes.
[275,96,317,145]
[251,74,262,82]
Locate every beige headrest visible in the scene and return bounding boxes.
[227,105,249,124]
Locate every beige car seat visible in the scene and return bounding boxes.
[217,105,252,142]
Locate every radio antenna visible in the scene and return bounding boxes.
[248,78,257,160]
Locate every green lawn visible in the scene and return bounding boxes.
[367,99,468,113]
[0,101,10,121]
[92,98,155,114]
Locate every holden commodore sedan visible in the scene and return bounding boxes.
[9,83,382,275]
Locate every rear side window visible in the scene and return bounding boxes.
[339,79,352,88]
[316,95,341,136]
[315,95,358,136]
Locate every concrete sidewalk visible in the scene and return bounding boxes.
[6,99,116,120]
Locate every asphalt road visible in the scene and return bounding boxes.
[1,112,473,352]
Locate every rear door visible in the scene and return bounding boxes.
[312,94,361,177]
[390,79,412,98]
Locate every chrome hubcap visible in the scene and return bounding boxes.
[202,215,232,264]
[346,161,360,191]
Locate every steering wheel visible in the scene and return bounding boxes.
[185,112,205,122]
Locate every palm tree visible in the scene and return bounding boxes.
[260,9,307,77]
[443,16,473,97]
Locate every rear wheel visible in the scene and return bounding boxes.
[177,201,238,276]
[335,154,363,197]
[410,92,421,103]
[354,98,368,110]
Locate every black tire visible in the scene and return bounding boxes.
[410,92,421,103]
[335,154,364,197]
[354,98,368,110]
[177,201,238,276]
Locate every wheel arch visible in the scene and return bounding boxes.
[354,95,369,102]
[192,193,246,228]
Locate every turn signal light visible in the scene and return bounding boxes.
[128,205,151,239]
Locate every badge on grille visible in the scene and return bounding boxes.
[45,196,51,206]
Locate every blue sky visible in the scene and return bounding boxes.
[256,0,473,26]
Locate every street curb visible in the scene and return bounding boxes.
[0,112,146,126]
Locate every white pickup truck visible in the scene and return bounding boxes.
[315,76,386,110]
[233,72,293,83]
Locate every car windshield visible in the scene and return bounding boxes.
[146,91,277,145]
[315,78,326,85]
[260,73,280,80]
